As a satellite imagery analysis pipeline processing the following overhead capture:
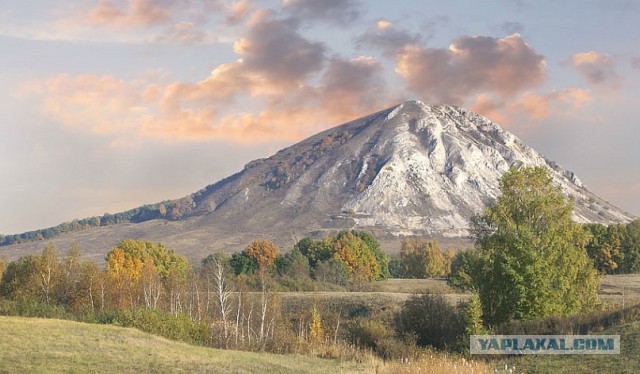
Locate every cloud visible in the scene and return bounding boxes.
[501,21,524,35]
[225,0,253,25]
[18,70,296,144]
[630,56,640,70]
[155,21,211,44]
[233,11,326,87]
[570,51,621,89]
[471,95,513,125]
[19,6,393,147]
[420,15,449,40]
[317,56,388,119]
[45,0,227,45]
[283,0,361,25]
[471,88,592,127]
[395,33,546,104]
[18,74,144,134]
[357,20,422,56]
[86,0,176,28]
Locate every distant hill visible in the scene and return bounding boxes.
[1,100,635,262]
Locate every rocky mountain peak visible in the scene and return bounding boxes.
[189,100,633,240]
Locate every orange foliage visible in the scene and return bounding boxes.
[245,240,280,270]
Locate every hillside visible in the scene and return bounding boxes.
[1,100,634,262]
[0,317,370,373]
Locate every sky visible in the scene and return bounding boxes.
[0,0,639,234]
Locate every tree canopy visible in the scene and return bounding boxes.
[472,166,599,325]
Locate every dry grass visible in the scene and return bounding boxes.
[377,352,491,374]
[0,317,371,373]
[599,274,640,309]
[0,316,495,374]
[359,278,458,294]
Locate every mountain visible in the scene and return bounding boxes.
[2,100,635,262]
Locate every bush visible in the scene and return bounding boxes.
[348,319,416,360]
[395,293,464,350]
[0,296,69,319]
[99,308,209,346]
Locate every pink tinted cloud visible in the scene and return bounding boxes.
[471,88,592,127]
[225,0,253,25]
[87,0,174,28]
[570,51,621,89]
[155,22,209,44]
[395,34,546,105]
[18,52,392,145]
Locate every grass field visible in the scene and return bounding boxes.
[512,320,640,373]
[600,274,640,308]
[288,275,640,311]
[0,316,494,373]
[4,276,640,373]
[0,317,372,373]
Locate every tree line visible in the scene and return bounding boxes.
[0,194,205,247]
[0,230,399,352]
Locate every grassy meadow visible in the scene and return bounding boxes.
[0,316,494,374]
[0,317,373,374]
[513,320,640,373]
[1,276,639,373]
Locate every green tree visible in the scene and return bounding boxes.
[472,167,599,325]
[229,251,258,276]
[460,293,486,336]
[313,259,349,285]
[105,239,190,309]
[294,237,335,268]
[276,248,311,279]
[0,255,40,300]
[447,249,482,291]
[585,223,625,274]
[387,255,404,278]
[622,220,640,273]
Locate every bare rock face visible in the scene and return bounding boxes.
[4,100,635,261]
[189,100,633,239]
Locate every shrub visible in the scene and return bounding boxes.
[100,308,209,346]
[348,318,416,360]
[0,296,69,319]
[395,293,464,350]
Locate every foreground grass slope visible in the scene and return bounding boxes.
[516,320,640,373]
[0,317,370,374]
